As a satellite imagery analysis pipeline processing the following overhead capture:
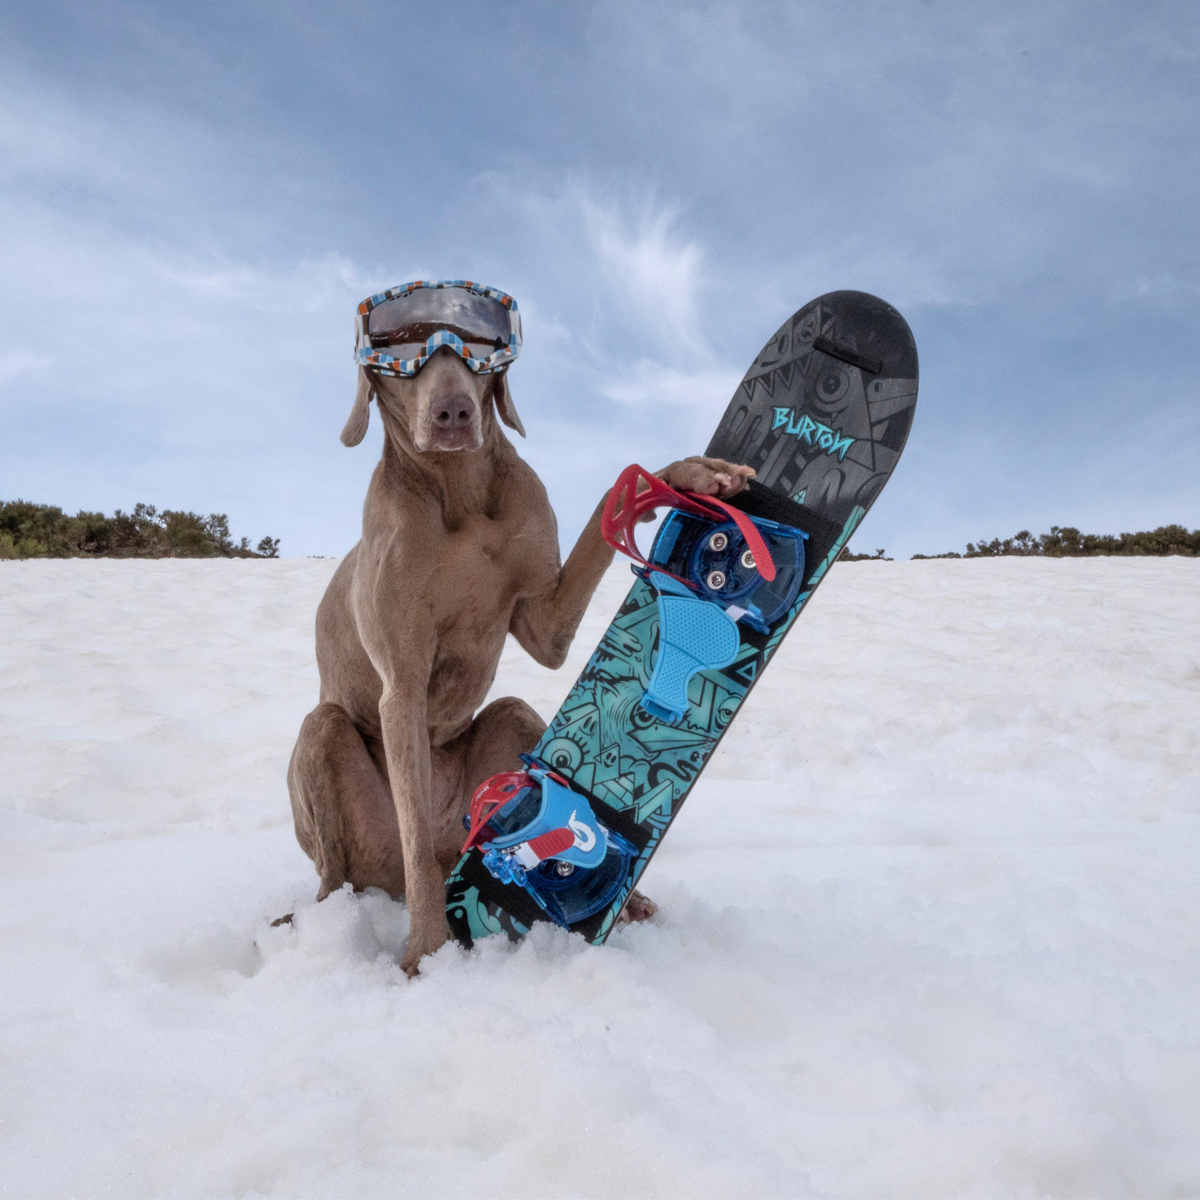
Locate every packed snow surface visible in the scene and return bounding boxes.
[2,556,1199,1198]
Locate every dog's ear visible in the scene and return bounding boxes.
[340,368,375,447]
[492,370,526,438]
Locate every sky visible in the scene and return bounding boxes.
[1,0,1197,559]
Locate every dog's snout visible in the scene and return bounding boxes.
[432,395,476,429]
[408,352,486,451]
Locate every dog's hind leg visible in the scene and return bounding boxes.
[288,702,406,900]
[462,696,548,785]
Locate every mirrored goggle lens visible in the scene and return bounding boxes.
[367,289,510,355]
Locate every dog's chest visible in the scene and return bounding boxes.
[423,516,551,719]
[434,514,554,624]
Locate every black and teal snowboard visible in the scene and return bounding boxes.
[446,290,918,947]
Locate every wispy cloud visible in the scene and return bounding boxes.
[580,193,707,354]
[0,64,382,547]
[484,174,748,429]
[599,360,741,409]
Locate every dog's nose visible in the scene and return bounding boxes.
[431,394,476,429]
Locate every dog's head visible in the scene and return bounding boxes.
[340,349,524,452]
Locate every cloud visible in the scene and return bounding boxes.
[580,193,707,354]
[0,64,389,550]
[599,360,742,410]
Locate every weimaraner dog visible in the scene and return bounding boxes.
[287,348,753,974]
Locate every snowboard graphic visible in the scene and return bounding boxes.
[446,290,918,947]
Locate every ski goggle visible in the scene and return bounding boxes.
[354,280,522,377]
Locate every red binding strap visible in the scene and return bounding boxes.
[600,463,775,584]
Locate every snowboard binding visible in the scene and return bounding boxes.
[461,762,637,928]
[601,465,807,723]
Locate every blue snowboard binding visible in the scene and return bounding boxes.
[461,763,638,928]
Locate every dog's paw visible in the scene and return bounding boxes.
[617,889,658,925]
[400,926,450,977]
[655,456,755,500]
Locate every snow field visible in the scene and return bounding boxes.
[1,556,1199,1197]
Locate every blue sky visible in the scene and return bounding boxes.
[2,1,1197,558]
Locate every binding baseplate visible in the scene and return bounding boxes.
[600,464,807,724]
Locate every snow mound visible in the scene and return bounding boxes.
[2,556,1199,1197]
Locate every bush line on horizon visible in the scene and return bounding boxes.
[0,500,280,560]
[842,524,1200,562]
[910,524,1200,560]
[3,502,1196,563]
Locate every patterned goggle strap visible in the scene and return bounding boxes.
[601,464,777,587]
[354,279,522,377]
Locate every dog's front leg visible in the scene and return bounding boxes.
[511,456,755,669]
[508,499,614,669]
[376,680,449,975]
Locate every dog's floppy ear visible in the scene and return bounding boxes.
[341,368,375,447]
[492,370,526,438]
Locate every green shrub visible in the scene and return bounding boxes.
[913,524,1199,560]
[0,500,281,560]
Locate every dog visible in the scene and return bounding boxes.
[287,343,753,975]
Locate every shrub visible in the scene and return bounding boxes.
[0,500,280,560]
[912,525,1199,560]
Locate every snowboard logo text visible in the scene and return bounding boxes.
[772,408,855,461]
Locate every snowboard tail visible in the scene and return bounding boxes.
[446,290,918,948]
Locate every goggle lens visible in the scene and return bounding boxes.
[367,289,510,351]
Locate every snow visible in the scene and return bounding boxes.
[2,555,1199,1198]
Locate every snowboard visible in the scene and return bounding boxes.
[446,290,919,947]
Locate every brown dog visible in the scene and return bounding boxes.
[287,348,753,974]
